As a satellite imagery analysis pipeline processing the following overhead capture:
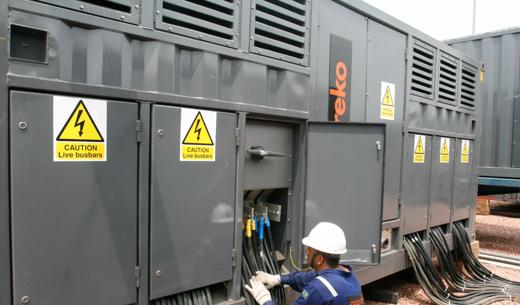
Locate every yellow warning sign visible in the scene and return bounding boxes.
[440,137,450,164]
[413,135,425,163]
[53,97,107,162]
[180,109,217,161]
[461,140,470,163]
[380,81,395,121]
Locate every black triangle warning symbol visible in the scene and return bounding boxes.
[441,140,449,155]
[56,100,104,142]
[382,86,394,106]
[415,137,424,154]
[182,112,214,145]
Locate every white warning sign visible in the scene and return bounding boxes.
[413,134,426,163]
[440,137,450,164]
[461,140,470,164]
[180,108,217,161]
[380,81,395,121]
[53,96,107,162]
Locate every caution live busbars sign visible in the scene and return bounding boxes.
[440,137,450,164]
[53,96,107,161]
[180,108,217,161]
[380,82,395,121]
[413,134,426,163]
[328,34,352,122]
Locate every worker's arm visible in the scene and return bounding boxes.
[280,271,318,293]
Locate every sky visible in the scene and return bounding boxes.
[362,0,520,41]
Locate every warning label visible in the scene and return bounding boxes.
[180,108,217,161]
[413,134,426,163]
[461,140,470,163]
[440,137,450,164]
[53,96,107,162]
[380,81,395,121]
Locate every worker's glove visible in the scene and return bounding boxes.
[255,271,281,289]
[244,276,272,305]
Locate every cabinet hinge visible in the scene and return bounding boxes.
[235,128,241,147]
[134,266,141,288]
[136,120,143,143]
[232,248,237,268]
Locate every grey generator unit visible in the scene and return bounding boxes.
[0,1,482,305]
[448,29,520,194]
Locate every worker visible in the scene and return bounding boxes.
[244,222,364,305]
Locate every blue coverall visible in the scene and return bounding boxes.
[264,266,364,305]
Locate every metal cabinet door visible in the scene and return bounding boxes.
[313,1,367,121]
[10,91,138,305]
[429,137,454,227]
[402,134,431,234]
[306,123,384,265]
[150,105,236,299]
[452,139,473,221]
[366,20,406,221]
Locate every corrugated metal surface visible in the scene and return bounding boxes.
[449,31,520,178]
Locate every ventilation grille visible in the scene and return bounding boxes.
[156,0,240,48]
[32,0,139,24]
[460,63,478,108]
[437,53,458,104]
[250,0,310,66]
[411,41,435,99]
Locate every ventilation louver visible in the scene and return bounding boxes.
[410,41,435,99]
[31,0,139,24]
[155,0,240,48]
[437,53,458,105]
[460,63,478,109]
[250,0,310,66]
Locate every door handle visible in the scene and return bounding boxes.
[247,146,287,160]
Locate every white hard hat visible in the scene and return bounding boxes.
[302,222,347,255]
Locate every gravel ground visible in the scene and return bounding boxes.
[364,213,520,305]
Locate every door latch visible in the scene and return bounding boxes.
[247,146,287,160]
[376,141,382,161]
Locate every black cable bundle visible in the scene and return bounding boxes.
[403,232,513,305]
[152,287,212,305]
[242,215,286,305]
[452,222,520,292]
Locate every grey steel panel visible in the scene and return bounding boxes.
[410,40,436,100]
[312,0,367,121]
[515,96,520,167]
[402,134,431,234]
[449,32,519,176]
[155,0,240,48]
[243,120,293,190]
[29,0,140,24]
[429,137,454,227]
[306,123,384,265]
[452,139,473,221]
[365,20,406,221]
[10,91,138,305]
[0,1,10,304]
[8,10,310,115]
[150,105,236,299]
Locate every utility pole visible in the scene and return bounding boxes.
[472,0,477,34]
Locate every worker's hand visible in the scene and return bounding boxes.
[255,271,281,289]
[244,276,272,305]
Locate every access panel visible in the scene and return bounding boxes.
[10,91,138,305]
[429,137,454,227]
[402,134,431,234]
[150,105,236,299]
[306,123,384,265]
[452,139,473,221]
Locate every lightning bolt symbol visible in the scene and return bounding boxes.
[194,119,202,141]
[74,109,85,137]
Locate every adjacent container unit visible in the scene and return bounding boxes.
[448,29,520,186]
[0,1,481,305]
